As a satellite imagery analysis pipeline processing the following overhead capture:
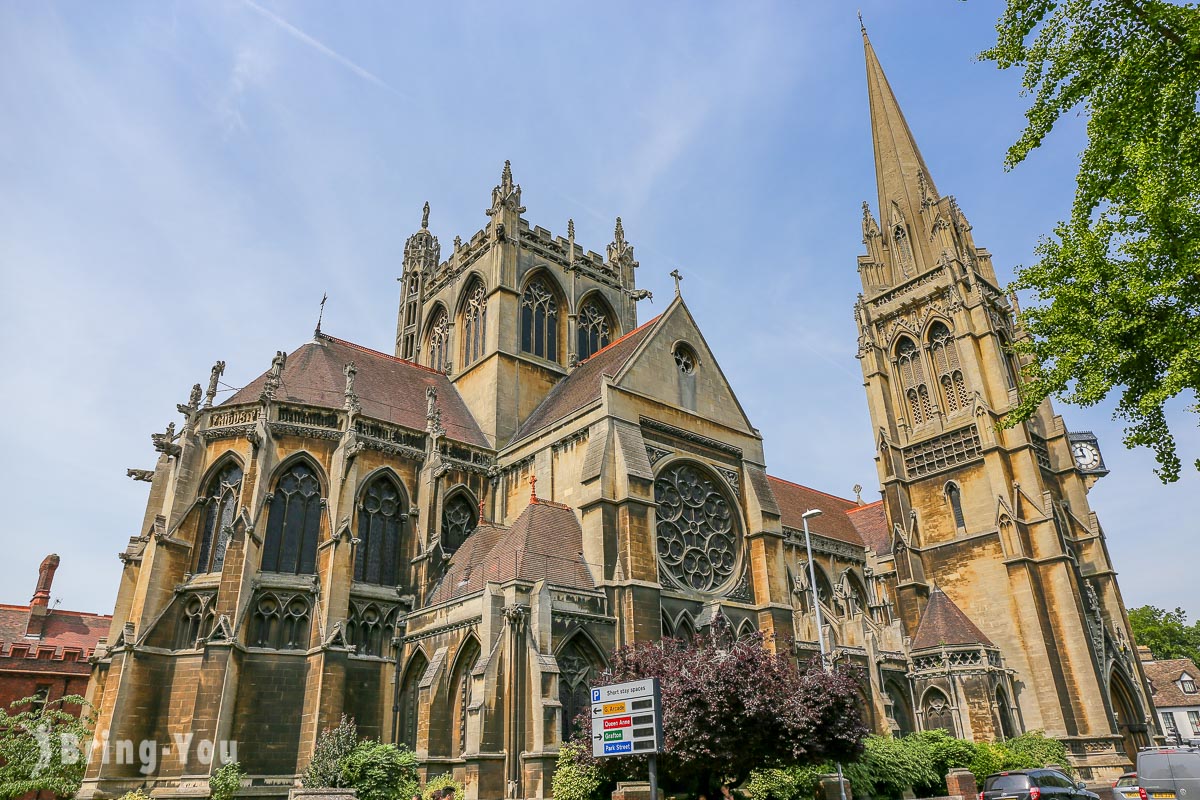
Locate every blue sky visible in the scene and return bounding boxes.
[1,1,1196,618]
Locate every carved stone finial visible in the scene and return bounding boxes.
[566,218,576,269]
[316,292,327,336]
[487,160,525,217]
[343,361,360,413]
[421,201,430,230]
[426,386,437,419]
[529,473,538,504]
[204,360,226,408]
[607,217,638,275]
[478,496,486,524]
[501,159,513,190]
[853,484,864,505]
[862,202,880,241]
[261,351,287,401]
[454,235,462,252]
[670,268,683,296]
[858,9,866,35]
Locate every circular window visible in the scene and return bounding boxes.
[673,343,697,374]
[654,462,740,593]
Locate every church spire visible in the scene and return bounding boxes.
[864,30,938,242]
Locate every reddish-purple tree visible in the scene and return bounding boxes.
[574,628,867,794]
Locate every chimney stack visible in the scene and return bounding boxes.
[26,554,59,638]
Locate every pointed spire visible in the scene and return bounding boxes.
[864,32,938,242]
[501,159,513,191]
[488,159,524,217]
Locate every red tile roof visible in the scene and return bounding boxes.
[846,501,890,554]
[1142,657,1200,709]
[224,334,489,448]
[515,316,661,441]
[911,586,993,650]
[767,476,864,546]
[429,501,595,604]
[0,605,111,662]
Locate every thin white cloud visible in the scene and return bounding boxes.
[241,0,401,96]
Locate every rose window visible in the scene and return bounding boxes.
[654,463,739,592]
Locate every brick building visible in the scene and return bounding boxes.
[0,554,110,715]
[80,29,1160,800]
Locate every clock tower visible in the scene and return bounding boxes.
[853,27,1157,772]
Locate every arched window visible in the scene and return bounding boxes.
[929,322,969,414]
[399,651,427,750]
[449,639,480,756]
[460,280,487,367]
[896,336,934,427]
[355,473,405,587]
[250,591,311,650]
[996,689,1016,739]
[576,296,613,361]
[520,277,559,362]
[262,461,322,575]
[558,636,604,742]
[999,335,1021,390]
[426,308,450,372]
[346,601,398,657]
[887,681,915,736]
[195,461,242,573]
[814,567,835,609]
[946,482,966,530]
[441,492,478,554]
[923,688,955,733]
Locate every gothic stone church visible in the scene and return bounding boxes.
[81,32,1161,800]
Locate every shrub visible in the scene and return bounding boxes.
[340,741,419,800]
[422,771,465,800]
[0,694,94,800]
[551,744,603,800]
[302,716,359,788]
[998,732,1071,776]
[118,791,152,800]
[210,761,246,800]
[744,766,820,800]
[969,742,1005,786]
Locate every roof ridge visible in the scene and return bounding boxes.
[767,474,857,506]
[845,500,884,514]
[577,313,662,368]
[318,333,446,375]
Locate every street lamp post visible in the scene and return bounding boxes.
[801,508,848,800]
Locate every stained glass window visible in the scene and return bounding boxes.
[196,461,242,573]
[262,462,322,575]
[929,322,969,413]
[426,309,450,372]
[355,474,405,586]
[461,281,487,366]
[654,463,739,593]
[576,298,612,362]
[442,493,477,553]
[896,336,933,427]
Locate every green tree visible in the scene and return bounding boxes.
[301,715,359,789]
[0,694,94,800]
[977,0,1200,482]
[209,761,246,800]
[1128,605,1200,663]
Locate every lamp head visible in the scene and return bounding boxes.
[802,509,824,520]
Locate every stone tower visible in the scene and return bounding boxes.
[394,162,645,448]
[853,29,1157,773]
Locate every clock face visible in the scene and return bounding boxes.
[1072,441,1101,471]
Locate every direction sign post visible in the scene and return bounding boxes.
[590,678,664,800]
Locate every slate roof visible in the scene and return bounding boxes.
[767,476,864,546]
[0,604,111,664]
[911,586,994,650]
[515,316,661,441]
[224,333,489,449]
[429,500,595,605]
[1142,658,1200,709]
[847,501,890,555]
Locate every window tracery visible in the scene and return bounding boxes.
[893,224,914,277]
[175,593,215,650]
[929,322,969,413]
[441,493,478,553]
[196,461,242,574]
[576,298,612,361]
[557,638,603,741]
[461,281,487,366]
[673,343,697,375]
[355,473,405,587]
[262,462,322,575]
[923,688,955,733]
[896,336,934,427]
[346,600,398,657]
[946,482,966,530]
[426,309,450,372]
[654,463,739,593]
[520,278,559,362]
[250,592,311,650]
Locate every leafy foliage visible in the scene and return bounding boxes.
[209,761,246,800]
[421,771,465,800]
[302,715,360,789]
[551,744,603,800]
[1128,605,1200,664]
[117,791,152,800]
[339,741,419,800]
[977,0,1200,481]
[573,628,867,795]
[744,731,1071,800]
[0,693,94,800]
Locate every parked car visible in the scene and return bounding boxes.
[1113,773,1140,800]
[1136,747,1200,800]
[981,769,1100,800]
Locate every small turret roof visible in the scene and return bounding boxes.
[911,585,994,650]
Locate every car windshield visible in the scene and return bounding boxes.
[1116,777,1137,787]
[987,775,1031,793]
